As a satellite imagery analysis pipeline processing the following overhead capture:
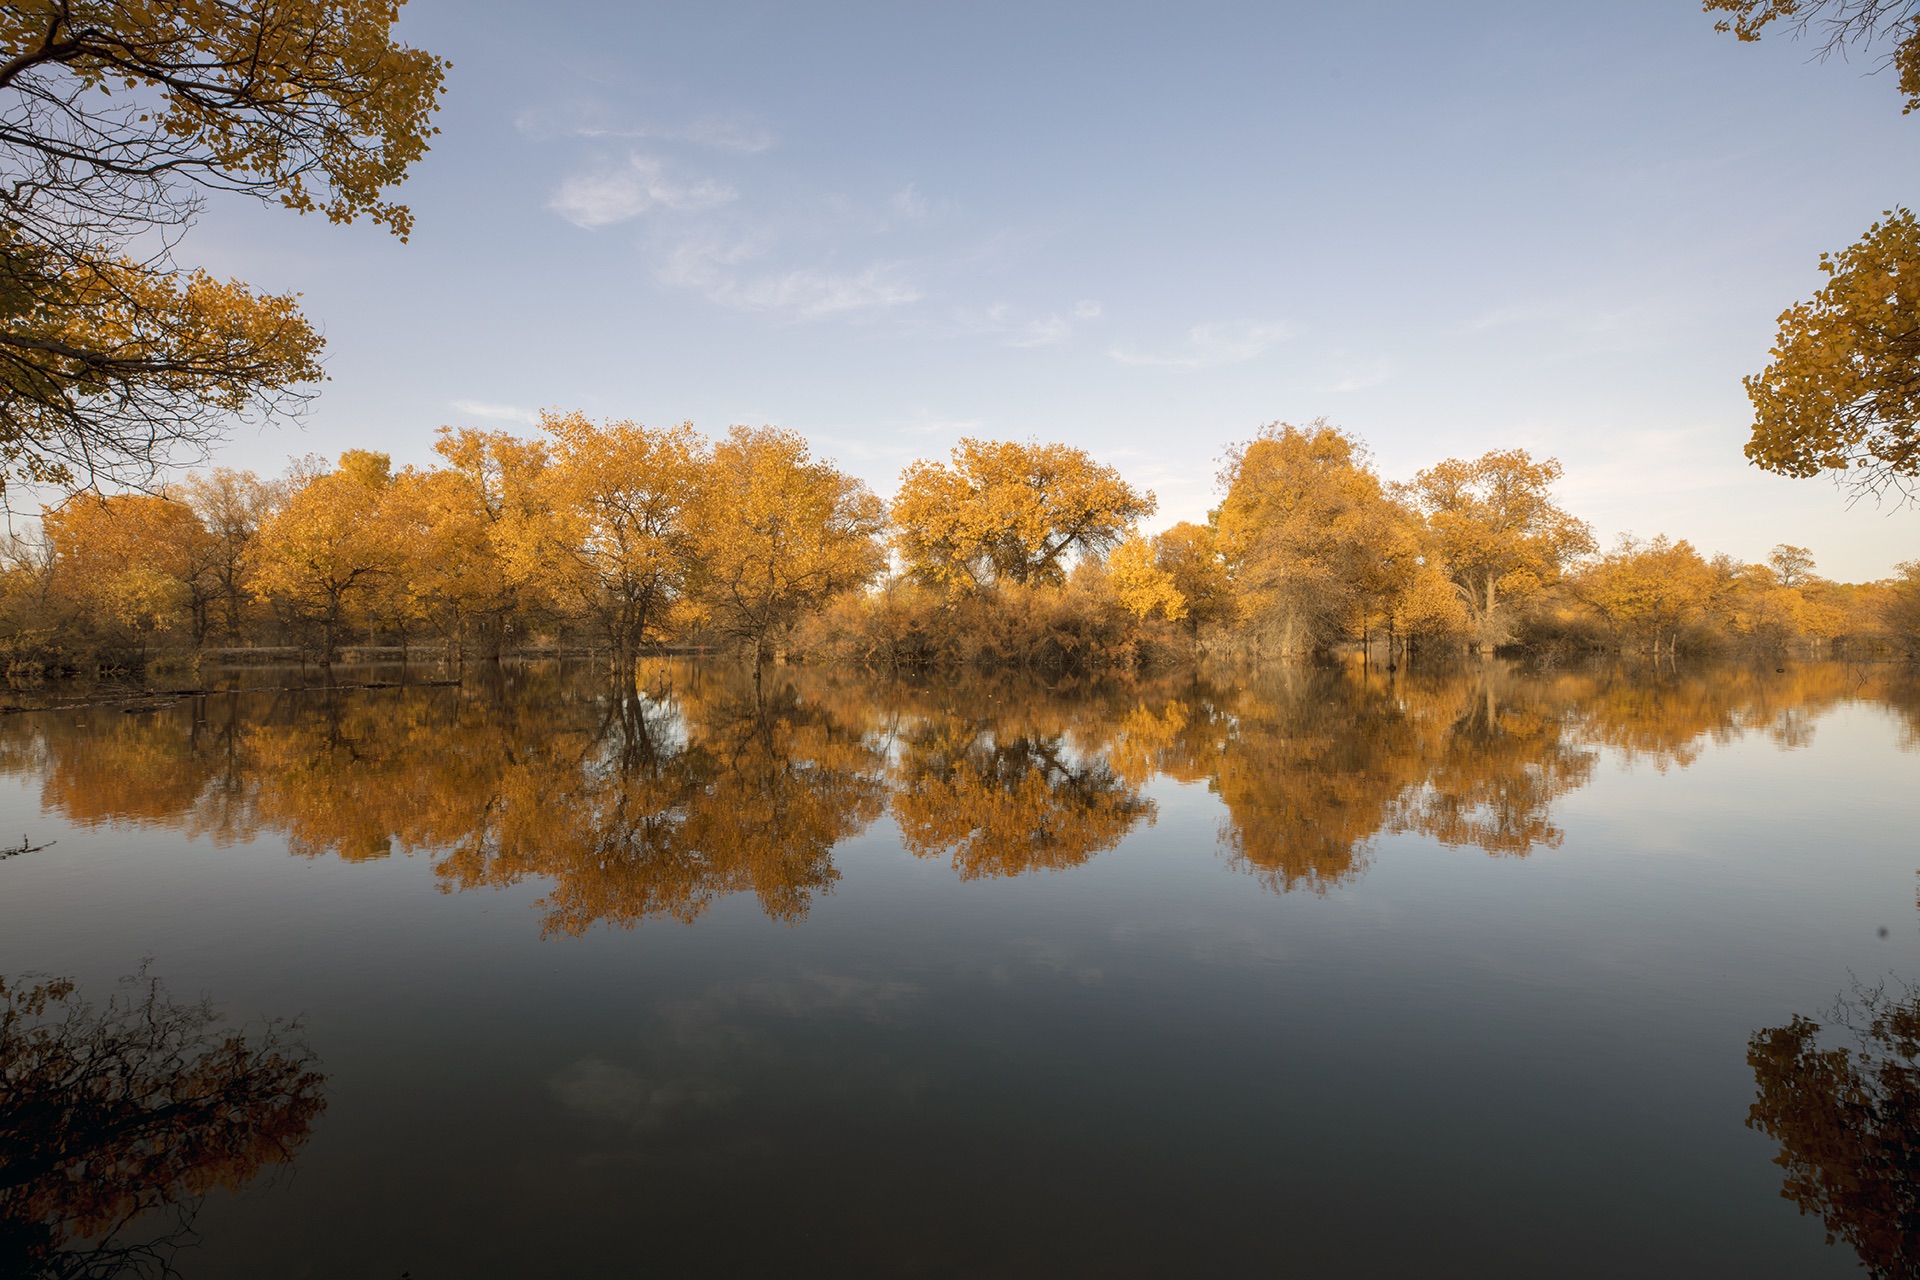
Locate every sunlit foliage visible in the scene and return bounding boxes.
[1706,0,1920,113]
[0,0,447,493]
[1407,450,1594,646]
[506,412,705,669]
[246,449,401,661]
[690,426,887,663]
[1742,209,1920,498]
[3,418,1909,674]
[1214,420,1421,656]
[891,438,1154,591]
[1706,5,1920,497]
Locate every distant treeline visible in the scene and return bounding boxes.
[4,413,1917,677]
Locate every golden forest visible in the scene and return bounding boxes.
[5,413,1918,678]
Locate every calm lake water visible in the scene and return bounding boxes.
[2,660,1917,1278]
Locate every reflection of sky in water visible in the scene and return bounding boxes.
[0,661,1916,1276]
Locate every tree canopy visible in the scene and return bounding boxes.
[1705,0,1920,112]
[891,438,1155,590]
[1408,449,1593,644]
[0,1,447,496]
[1707,3,1920,498]
[1742,208,1920,498]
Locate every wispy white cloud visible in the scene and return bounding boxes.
[1073,300,1102,320]
[732,264,923,319]
[1009,314,1073,347]
[518,105,776,153]
[677,115,778,153]
[548,154,736,229]
[890,183,929,220]
[1323,356,1394,393]
[450,399,540,425]
[657,234,921,320]
[956,301,1096,348]
[1109,321,1292,370]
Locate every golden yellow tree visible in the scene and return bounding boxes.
[376,458,539,658]
[690,426,886,664]
[498,412,704,673]
[891,438,1155,590]
[1739,209,1920,498]
[1406,449,1594,647]
[1152,520,1235,635]
[1886,561,1920,648]
[1575,534,1720,656]
[1706,6,1920,497]
[0,1,447,493]
[1107,531,1187,622]
[247,450,401,662]
[41,491,207,648]
[174,467,281,643]
[1214,420,1402,655]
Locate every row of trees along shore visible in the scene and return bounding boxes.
[4,413,1918,678]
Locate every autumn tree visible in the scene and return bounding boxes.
[247,449,400,662]
[0,2,448,495]
[1707,5,1920,498]
[1706,0,1920,113]
[430,425,550,653]
[1885,560,1920,648]
[1769,543,1819,587]
[497,412,703,673]
[1739,209,1920,498]
[1107,531,1186,622]
[1407,449,1594,648]
[1152,520,1235,635]
[1575,534,1720,655]
[42,490,207,647]
[892,438,1155,590]
[1214,420,1404,656]
[175,467,280,642]
[690,426,886,665]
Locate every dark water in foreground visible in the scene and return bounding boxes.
[2,660,1917,1278]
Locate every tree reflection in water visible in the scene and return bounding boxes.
[1748,980,1920,1279]
[0,968,325,1279]
[0,661,1907,931]
[889,683,1155,878]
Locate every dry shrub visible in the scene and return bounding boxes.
[797,567,1185,674]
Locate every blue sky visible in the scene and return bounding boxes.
[192,0,1920,579]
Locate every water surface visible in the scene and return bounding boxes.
[2,661,1916,1277]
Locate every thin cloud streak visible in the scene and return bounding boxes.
[450,399,540,425]
[518,105,777,153]
[1109,322,1293,370]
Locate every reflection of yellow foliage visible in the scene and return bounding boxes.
[0,969,325,1273]
[2,660,1910,921]
[1747,980,1920,1279]
[890,696,1155,878]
